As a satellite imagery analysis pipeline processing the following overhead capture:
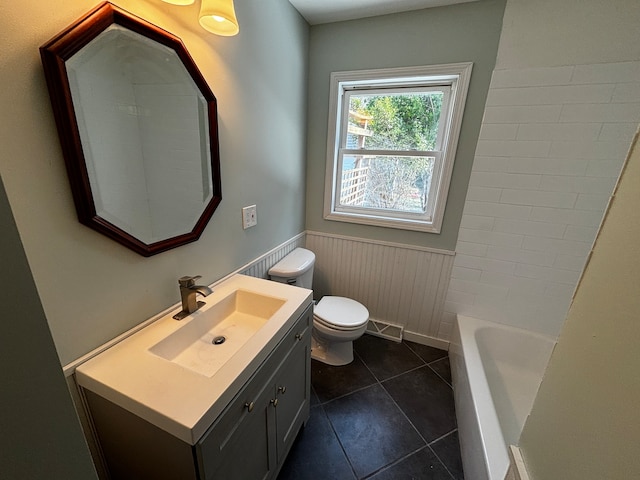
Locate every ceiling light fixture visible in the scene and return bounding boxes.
[160,0,239,36]
[199,0,239,36]
[161,0,195,5]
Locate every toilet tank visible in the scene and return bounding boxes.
[268,248,315,289]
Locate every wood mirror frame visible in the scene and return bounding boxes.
[40,2,222,257]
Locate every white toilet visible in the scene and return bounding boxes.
[268,248,369,366]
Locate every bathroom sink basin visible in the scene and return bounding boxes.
[149,289,286,377]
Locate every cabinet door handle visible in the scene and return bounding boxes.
[270,398,279,407]
[295,333,302,341]
[278,386,287,395]
[244,401,255,412]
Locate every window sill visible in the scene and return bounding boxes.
[324,210,441,233]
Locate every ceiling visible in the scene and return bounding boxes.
[288,0,480,25]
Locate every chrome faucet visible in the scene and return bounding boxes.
[173,275,213,320]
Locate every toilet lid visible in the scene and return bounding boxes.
[314,296,369,331]
[268,248,315,277]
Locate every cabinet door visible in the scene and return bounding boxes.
[197,380,276,480]
[273,309,312,464]
[197,303,312,480]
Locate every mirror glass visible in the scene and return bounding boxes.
[67,25,214,245]
[40,3,222,256]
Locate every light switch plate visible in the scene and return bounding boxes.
[242,205,257,229]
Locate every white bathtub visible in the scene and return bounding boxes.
[449,315,555,480]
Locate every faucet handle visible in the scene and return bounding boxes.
[178,275,202,287]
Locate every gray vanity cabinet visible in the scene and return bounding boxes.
[84,303,312,480]
[273,330,311,465]
[197,375,275,480]
[196,303,312,480]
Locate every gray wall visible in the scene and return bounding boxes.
[0,0,309,365]
[0,175,97,479]
[304,0,507,251]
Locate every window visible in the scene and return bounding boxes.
[324,63,472,233]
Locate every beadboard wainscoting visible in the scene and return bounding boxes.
[239,234,306,279]
[306,231,455,347]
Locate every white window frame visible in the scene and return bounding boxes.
[323,63,473,233]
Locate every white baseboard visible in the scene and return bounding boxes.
[505,445,531,480]
[403,330,450,351]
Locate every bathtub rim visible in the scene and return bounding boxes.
[450,314,556,480]
[451,314,508,480]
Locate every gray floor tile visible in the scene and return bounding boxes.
[368,446,453,480]
[354,334,424,381]
[429,357,452,386]
[405,341,449,364]
[431,431,464,480]
[311,356,377,403]
[277,406,356,480]
[279,338,463,479]
[382,365,457,443]
[324,384,425,479]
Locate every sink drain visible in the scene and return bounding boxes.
[212,336,226,345]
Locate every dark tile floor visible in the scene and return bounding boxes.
[277,334,464,480]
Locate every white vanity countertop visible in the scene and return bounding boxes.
[75,274,313,445]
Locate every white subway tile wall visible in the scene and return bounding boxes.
[445,61,640,338]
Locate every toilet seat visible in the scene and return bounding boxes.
[314,296,369,331]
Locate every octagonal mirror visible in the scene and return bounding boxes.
[40,2,221,256]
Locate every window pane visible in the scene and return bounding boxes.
[339,155,435,214]
[347,92,443,151]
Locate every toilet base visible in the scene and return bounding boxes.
[310,335,354,366]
